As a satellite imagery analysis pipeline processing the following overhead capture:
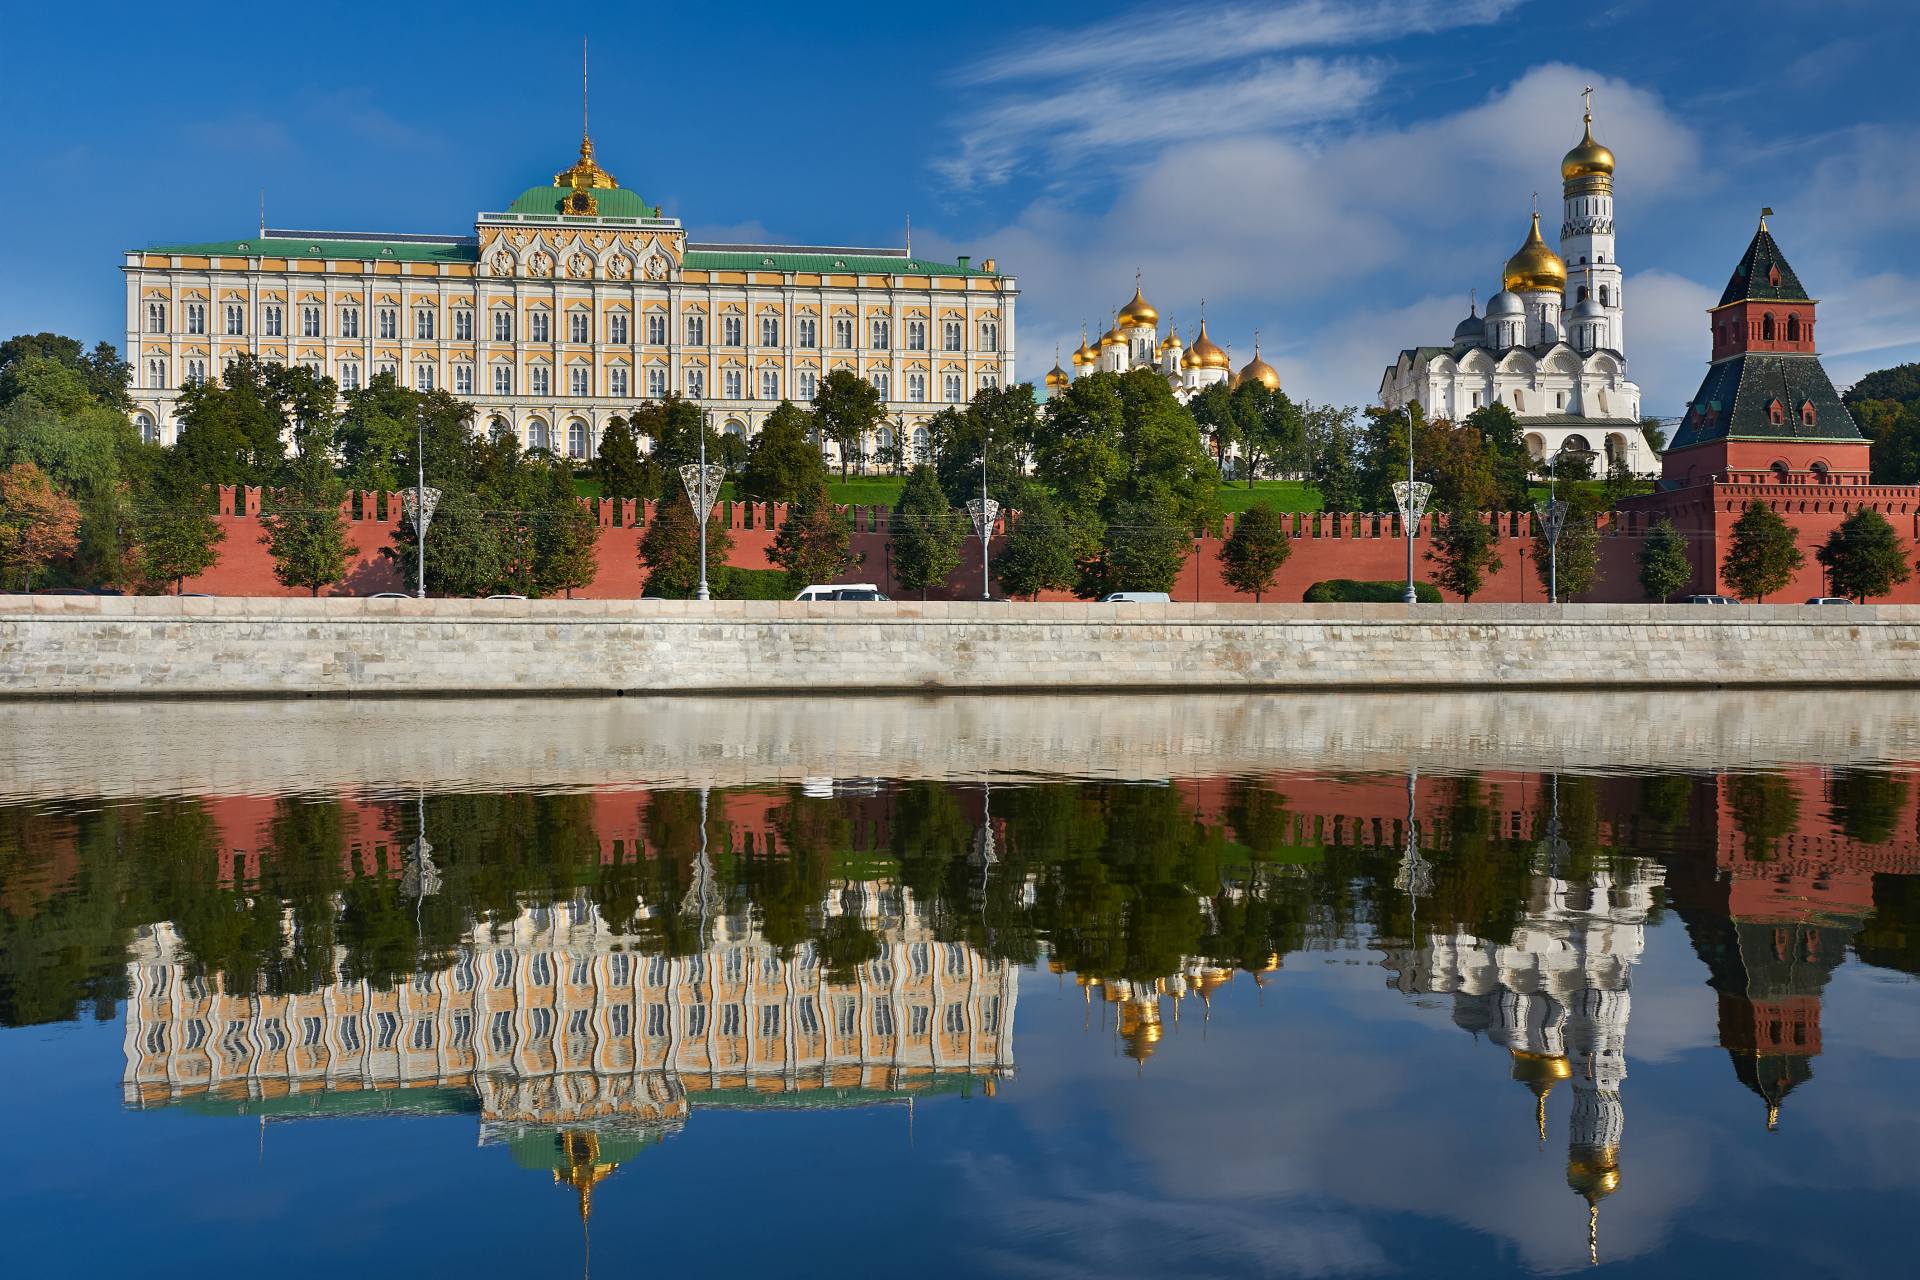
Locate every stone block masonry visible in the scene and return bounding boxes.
[4,597,1920,698]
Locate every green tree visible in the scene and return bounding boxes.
[1304,404,1364,512]
[135,459,224,593]
[1533,496,1603,600]
[889,465,966,598]
[594,418,647,500]
[812,369,885,477]
[1087,495,1190,597]
[1639,416,1669,456]
[1231,380,1305,487]
[1427,506,1502,601]
[0,461,82,589]
[997,491,1085,599]
[626,393,721,490]
[1218,503,1292,600]
[930,383,1040,510]
[1464,403,1535,510]
[259,451,350,595]
[639,491,736,598]
[768,481,860,589]
[1635,518,1692,601]
[1722,500,1804,601]
[531,462,600,598]
[1036,369,1219,538]
[1816,507,1912,601]
[1188,382,1240,474]
[0,333,130,411]
[737,401,828,503]
[171,354,335,489]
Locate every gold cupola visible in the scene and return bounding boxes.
[1045,346,1070,390]
[1158,326,1183,355]
[1503,212,1568,294]
[1072,327,1097,367]
[1118,282,1159,330]
[1182,320,1231,370]
[1561,109,1615,188]
[1236,339,1281,392]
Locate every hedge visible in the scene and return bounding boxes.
[1303,578,1442,604]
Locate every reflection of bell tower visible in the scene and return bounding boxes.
[1564,987,1630,1266]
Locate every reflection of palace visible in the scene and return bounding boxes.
[1383,851,1664,1264]
[123,883,1015,1214]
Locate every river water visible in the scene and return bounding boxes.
[2,694,1915,1277]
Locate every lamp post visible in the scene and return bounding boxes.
[1534,448,1570,605]
[678,413,725,602]
[1391,407,1432,605]
[400,412,440,599]
[965,449,998,601]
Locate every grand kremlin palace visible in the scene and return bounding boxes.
[121,133,1018,458]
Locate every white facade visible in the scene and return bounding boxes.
[1378,105,1656,477]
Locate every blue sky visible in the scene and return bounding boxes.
[3,0,1917,417]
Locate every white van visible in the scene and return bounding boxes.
[794,583,887,601]
[1099,591,1172,603]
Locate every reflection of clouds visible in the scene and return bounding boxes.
[997,950,1715,1274]
[957,1154,1391,1279]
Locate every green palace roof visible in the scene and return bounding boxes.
[504,184,660,219]
[142,235,476,263]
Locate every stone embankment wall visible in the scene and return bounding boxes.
[6,597,1920,698]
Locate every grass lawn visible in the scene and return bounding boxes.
[1217,480,1323,513]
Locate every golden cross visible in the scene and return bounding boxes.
[1582,85,1593,122]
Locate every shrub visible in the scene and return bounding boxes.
[1302,578,1441,604]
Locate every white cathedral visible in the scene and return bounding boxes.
[1379,98,1658,477]
[1042,280,1280,405]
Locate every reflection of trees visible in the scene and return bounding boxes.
[10,765,1920,1027]
[1826,769,1909,846]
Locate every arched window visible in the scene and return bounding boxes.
[566,420,589,459]
[1810,460,1831,483]
[1802,402,1817,428]
[911,425,930,464]
[1768,399,1786,426]
[1762,313,1776,341]
[1598,285,1611,306]
[134,413,158,445]
[1786,314,1800,343]
[527,418,550,451]
[1771,460,1790,483]
[723,419,746,439]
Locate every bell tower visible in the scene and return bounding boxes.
[1560,89,1622,353]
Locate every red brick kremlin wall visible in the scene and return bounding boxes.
[181,485,1920,604]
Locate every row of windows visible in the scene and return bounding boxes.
[146,301,1000,351]
[145,355,995,402]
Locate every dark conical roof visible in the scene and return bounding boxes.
[1718,219,1811,307]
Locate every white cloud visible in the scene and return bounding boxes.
[941,63,1703,407]
[960,0,1522,86]
[1616,270,1716,419]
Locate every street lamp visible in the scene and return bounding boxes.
[678,413,725,602]
[966,449,998,601]
[1391,405,1431,605]
[399,413,440,599]
[1534,448,1571,604]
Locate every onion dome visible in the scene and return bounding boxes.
[1511,1050,1572,1141]
[1117,998,1163,1064]
[1562,112,1616,183]
[1453,300,1486,343]
[1570,295,1606,322]
[1118,283,1159,329]
[1045,351,1070,391]
[1182,320,1231,370]
[1071,331,1097,366]
[1159,327,1184,355]
[1098,324,1125,350]
[1485,287,1525,318]
[1504,213,1568,293]
[1237,341,1281,392]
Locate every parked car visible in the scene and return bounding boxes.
[1680,594,1739,605]
[794,583,883,601]
[1099,591,1173,603]
[828,588,890,601]
[367,592,411,599]
[1806,597,1851,605]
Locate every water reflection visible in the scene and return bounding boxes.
[4,696,1920,1275]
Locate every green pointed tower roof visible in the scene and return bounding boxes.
[1717,215,1811,307]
